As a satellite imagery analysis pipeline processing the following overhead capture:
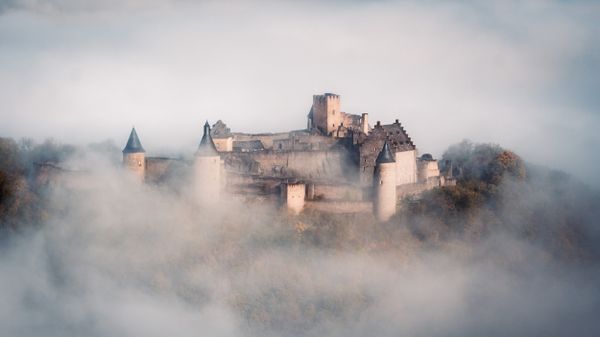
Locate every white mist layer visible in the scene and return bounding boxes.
[0,152,599,337]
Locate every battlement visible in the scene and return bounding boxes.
[313,93,340,104]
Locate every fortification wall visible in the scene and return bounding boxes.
[305,201,371,214]
[232,149,355,181]
[146,157,176,183]
[312,184,364,201]
[395,150,417,185]
[232,132,289,150]
[417,159,440,182]
[213,137,233,152]
[395,177,443,199]
[282,183,305,214]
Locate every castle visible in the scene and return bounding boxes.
[123,93,454,221]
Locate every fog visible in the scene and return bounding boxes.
[0,0,599,184]
[0,145,599,336]
[1,1,600,335]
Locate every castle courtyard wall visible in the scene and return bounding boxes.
[282,183,305,214]
[395,150,418,185]
[233,149,355,181]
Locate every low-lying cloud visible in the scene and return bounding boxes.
[1,147,599,336]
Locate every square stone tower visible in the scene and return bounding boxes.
[311,93,343,136]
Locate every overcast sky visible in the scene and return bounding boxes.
[0,0,599,185]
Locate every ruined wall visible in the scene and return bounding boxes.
[273,133,336,152]
[395,150,417,185]
[123,152,145,182]
[360,113,369,134]
[213,137,233,152]
[146,157,177,183]
[417,159,440,183]
[305,201,371,214]
[312,184,364,201]
[232,132,289,150]
[282,183,305,214]
[226,149,355,181]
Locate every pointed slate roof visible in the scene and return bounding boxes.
[122,127,145,153]
[376,140,395,164]
[196,121,219,157]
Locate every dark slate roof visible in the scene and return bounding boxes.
[376,141,395,164]
[123,127,145,153]
[197,121,219,157]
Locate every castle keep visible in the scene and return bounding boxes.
[123,93,454,220]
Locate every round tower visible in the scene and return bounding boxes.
[194,121,221,205]
[122,127,146,182]
[373,141,397,221]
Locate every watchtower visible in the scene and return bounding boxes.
[194,121,221,204]
[310,93,343,136]
[373,141,397,221]
[122,127,146,182]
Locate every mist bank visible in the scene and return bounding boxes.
[1,137,600,336]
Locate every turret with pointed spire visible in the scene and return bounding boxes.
[373,140,397,221]
[122,127,146,181]
[194,121,221,204]
[196,121,219,156]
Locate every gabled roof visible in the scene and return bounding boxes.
[123,127,145,153]
[376,141,395,164]
[197,121,219,157]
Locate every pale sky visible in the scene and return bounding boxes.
[0,0,599,185]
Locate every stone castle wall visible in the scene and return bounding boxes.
[395,150,418,185]
[213,137,233,152]
[282,183,305,214]
[312,184,364,201]
[225,149,356,181]
[417,159,440,183]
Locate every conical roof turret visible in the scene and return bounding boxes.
[123,127,145,153]
[196,121,219,156]
[376,140,395,164]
